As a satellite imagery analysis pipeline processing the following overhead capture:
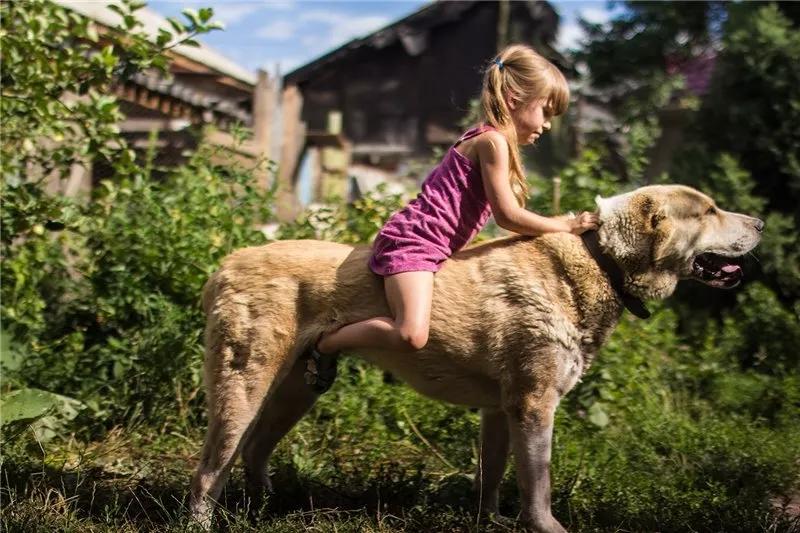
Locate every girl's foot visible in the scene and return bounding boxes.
[303,339,338,395]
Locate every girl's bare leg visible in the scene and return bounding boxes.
[316,271,435,355]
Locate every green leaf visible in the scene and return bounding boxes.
[156,28,173,47]
[107,4,126,19]
[0,388,84,428]
[181,8,201,27]
[587,402,610,428]
[102,51,118,70]
[0,329,21,372]
[113,360,126,379]
[167,17,185,34]
[198,7,213,23]
[123,14,137,30]
[86,23,99,42]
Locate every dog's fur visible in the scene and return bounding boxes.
[189,185,763,532]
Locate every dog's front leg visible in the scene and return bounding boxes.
[474,408,510,519]
[505,387,566,533]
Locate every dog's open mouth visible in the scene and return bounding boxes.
[692,253,743,288]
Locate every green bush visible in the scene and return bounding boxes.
[276,183,406,244]
[0,0,269,432]
[2,131,274,431]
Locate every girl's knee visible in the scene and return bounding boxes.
[397,324,429,351]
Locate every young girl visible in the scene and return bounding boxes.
[306,44,599,390]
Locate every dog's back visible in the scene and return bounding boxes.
[204,240,388,336]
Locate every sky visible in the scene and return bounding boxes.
[146,0,622,78]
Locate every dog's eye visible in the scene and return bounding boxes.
[705,206,717,216]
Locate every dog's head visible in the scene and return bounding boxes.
[595,185,764,300]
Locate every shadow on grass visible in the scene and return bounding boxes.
[0,456,512,532]
[2,448,797,532]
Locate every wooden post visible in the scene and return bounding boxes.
[313,110,344,202]
[277,83,305,219]
[253,69,274,162]
[279,84,305,187]
[312,146,324,203]
[327,110,342,135]
[574,91,585,155]
[253,69,276,191]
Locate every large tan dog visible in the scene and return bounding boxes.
[189,185,763,532]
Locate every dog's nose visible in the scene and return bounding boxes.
[754,219,765,232]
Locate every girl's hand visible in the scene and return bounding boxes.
[567,212,600,235]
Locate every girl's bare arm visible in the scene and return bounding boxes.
[476,131,597,236]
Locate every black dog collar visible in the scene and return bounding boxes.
[581,230,651,319]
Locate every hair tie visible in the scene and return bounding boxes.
[495,59,503,70]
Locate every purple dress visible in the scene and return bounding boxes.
[368,125,495,276]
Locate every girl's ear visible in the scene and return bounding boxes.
[505,92,516,110]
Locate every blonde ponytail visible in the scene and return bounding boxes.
[478,44,570,206]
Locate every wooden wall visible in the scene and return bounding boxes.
[294,2,559,160]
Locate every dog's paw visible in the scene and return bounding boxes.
[483,512,514,528]
[522,514,568,533]
[245,470,273,494]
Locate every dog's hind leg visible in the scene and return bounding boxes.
[189,331,292,529]
[240,353,324,510]
[475,408,510,519]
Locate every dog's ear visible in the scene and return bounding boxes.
[649,206,674,263]
[596,193,635,261]
[635,193,674,263]
[595,195,612,220]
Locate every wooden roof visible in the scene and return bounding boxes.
[284,0,567,86]
[56,0,257,86]
[56,0,258,125]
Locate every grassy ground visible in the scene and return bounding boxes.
[0,428,522,533]
[2,360,799,532]
[2,428,798,533]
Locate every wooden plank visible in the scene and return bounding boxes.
[160,97,172,115]
[252,69,274,160]
[279,84,305,187]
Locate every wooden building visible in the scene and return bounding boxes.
[280,0,567,205]
[53,1,281,199]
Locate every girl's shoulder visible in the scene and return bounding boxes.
[464,125,507,147]
[457,123,500,141]
[456,127,507,164]
[473,128,507,146]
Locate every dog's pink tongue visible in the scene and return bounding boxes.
[721,264,741,274]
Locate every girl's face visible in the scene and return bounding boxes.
[508,96,553,145]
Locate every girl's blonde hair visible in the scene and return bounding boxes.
[479,44,570,206]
